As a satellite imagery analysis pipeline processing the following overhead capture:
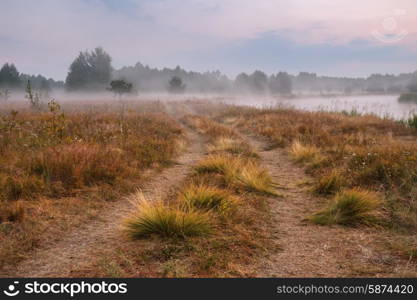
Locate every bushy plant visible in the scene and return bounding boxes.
[195,155,276,195]
[310,189,381,225]
[290,140,324,165]
[124,193,211,238]
[180,184,238,213]
[312,171,344,195]
[208,137,258,158]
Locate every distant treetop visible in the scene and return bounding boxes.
[108,79,133,98]
[168,76,186,93]
[65,47,113,91]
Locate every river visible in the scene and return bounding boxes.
[227,94,417,120]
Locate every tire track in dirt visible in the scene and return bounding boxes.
[1,128,205,277]
[244,135,417,277]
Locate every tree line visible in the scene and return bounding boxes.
[0,63,64,96]
[1,46,417,97]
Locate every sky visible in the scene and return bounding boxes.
[1,0,417,80]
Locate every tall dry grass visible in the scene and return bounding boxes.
[218,104,417,240]
[0,100,184,267]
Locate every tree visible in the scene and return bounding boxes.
[249,70,268,93]
[108,79,133,98]
[235,71,268,93]
[295,72,318,91]
[40,78,51,92]
[407,74,417,93]
[234,73,250,92]
[168,76,185,93]
[19,74,64,91]
[65,47,113,91]
[269,72,292,95]
[0,63,21,89]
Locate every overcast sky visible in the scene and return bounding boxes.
[1,0,417,80]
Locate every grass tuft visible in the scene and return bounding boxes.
[180,184,238,213]
[124,192,212,239]
[312,171,344,195]
[195,155,239,175]
[195,155,276,195]
[290,140,323,164]
[235,162,277,195]
[208,137,258,158]
[310,188,381,226]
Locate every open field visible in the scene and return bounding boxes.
[1,98,417,277]
[0,100,184,270]
[212,104,417,264]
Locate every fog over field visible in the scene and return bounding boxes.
[1,0,417,112]
[2,0,417,283]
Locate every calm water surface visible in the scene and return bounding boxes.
[227,95,417,120]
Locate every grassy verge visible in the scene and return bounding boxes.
[0,100,184,269]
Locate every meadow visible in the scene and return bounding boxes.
[0,99,184,269]
[69,113,277,277]
[1,97,417,277]
[213,104,417,259]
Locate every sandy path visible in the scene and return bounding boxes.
[1,129,204,277]
[245,136,417,277]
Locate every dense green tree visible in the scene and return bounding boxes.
[269,72,292,95]
[407,73,417,92]
[65,47,113,91]
[249,70,268,93]
[234,73,250,92]
[0,63,21,88]
[108,79,133,97]
[234,71,268,93]
[19,74,63,91]
[168,76,185,93]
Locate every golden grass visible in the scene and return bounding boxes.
[234,162,277,195]
[65,111,277,277]
[60,102,417,276]
[182,115,236,140]
[312,170,344,195]
[208,137,258,158]
[195,154,239,175]
[0,100,184,268]
[180,184,238,214]
[195,155,276,195]
[219,105,417,235]
[28,144,128,188]
[124,192,212,239]
[0,107,183,199]
[310,189,381,225]
[290,140,324,165]
[207,137,236,152]
[71,171,274,278]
